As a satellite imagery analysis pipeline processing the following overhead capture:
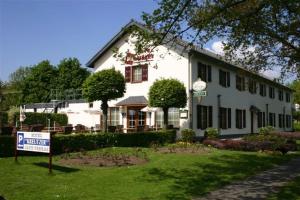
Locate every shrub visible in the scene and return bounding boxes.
[205,128,219,139]
[258,126,275,135]
[0,130,177,156]
[181,129,195,143]
[12,112,68,126]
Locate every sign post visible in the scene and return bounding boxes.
[16,131,52,173]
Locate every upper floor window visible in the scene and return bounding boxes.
[286,92,290,102]
[259,83,266,97]
[236,75,245,91]
[197,105,213,130]
[125,64,148,83]
[219,107,231,129]
[198,62,211,82]
[219,70,230,88]
[248,78,257,94]
[278,90,284,101]
[269,86,275,99]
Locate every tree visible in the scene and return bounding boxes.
[289,80,300,104]
[21,60,58,103]
[138,0,300,78]
[57,58,90,91]
[82,68,126,132]
[149,78,187,129]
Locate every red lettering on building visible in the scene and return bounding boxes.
[124,51,154,65]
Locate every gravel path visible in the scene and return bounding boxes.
[194,157,300,200]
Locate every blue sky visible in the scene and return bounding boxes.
[0,0,162,81]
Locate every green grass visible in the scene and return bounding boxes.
[268,176,300,200]
[0,148,299,200]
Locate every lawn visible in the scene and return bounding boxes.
[0,147,299,200]
[267,176,300,200]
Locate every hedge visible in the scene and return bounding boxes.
[0,130,176,157]
[13,112,68,126]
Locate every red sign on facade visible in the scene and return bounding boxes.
[125,51,154,65]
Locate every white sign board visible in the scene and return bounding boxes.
[17,132,50,153]
[194,91,207,97]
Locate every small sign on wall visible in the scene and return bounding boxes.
[180,110,188,119]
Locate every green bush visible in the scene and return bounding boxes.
[181,129,195,143]
[259,126,275,135]
[205,128,219,139]
[13,112,68,126]
[0,130,177,156]
[294,122,300,131]
[1,112,8,125]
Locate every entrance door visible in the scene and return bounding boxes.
[127,107,146,129]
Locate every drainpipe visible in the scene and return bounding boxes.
[217,94,221,134]
[188,52,193,129]
[266,104,269,126]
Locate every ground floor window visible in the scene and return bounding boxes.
[219,107,231,129]
[286,115,292,128]
[236,109,246,129]
[107,107,120,126]
[197,105,213,130]
[257,112,266,128]
[155,108,180,128]
[279,114,285,128]
[269,113,276,127]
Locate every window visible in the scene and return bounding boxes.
[279,114,285,128]
[138,111,145,126]
[219,107,231,129]
[278,90,283,101]
[269,113,276,127]
[259,83,266,97]
[269,86,275,99]
[219,70,230,87]
[236,109,246,129]
[257,112,266,128]
[132,66,142,82]
[198,62,211,82]
[155,108,180,128]
[286,92,290,102]
[236,75,245,91]
[197,105,213,129]
[248,78,257,94]
[107,107,119,126]
[89,102,93,108]
[125,64,148,83]
[286,115,291,128]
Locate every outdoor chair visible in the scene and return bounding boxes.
[108,126,116,133]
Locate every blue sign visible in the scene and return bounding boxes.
[17,132,24,149]
[16,131,50,153]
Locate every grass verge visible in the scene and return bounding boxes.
[267,176,300,200]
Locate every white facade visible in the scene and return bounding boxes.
[86,21,293,136]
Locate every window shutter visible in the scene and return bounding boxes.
[197,105,201,129]
[208,106,213,127]
[219,70,222,85]
[243,110,246,128]
[142,64,148,81]
[125,66,131,82]
[236,109,239,129]
[227,72,230,87]
[207,65,212,82]
[227,108,231,128]
[198,63,202,79]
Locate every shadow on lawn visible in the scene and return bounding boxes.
[141,153,297,200]
[33,162,80,173]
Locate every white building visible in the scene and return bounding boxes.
[84,20,293,136]
[24,20,294,136]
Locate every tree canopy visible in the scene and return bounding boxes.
[138,0,300,79]
[82,68,126,132]
[149,78,187,128]
[289,80,300,104]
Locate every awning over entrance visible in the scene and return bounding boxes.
[116,96,148,106]
[250,105,260,113]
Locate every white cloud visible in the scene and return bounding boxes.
[261,69,280,80]
[211,41,225,55]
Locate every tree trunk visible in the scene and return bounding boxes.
[163,107,169,129]
[101,101,108,133]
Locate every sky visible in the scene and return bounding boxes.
[0,0,279,82]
